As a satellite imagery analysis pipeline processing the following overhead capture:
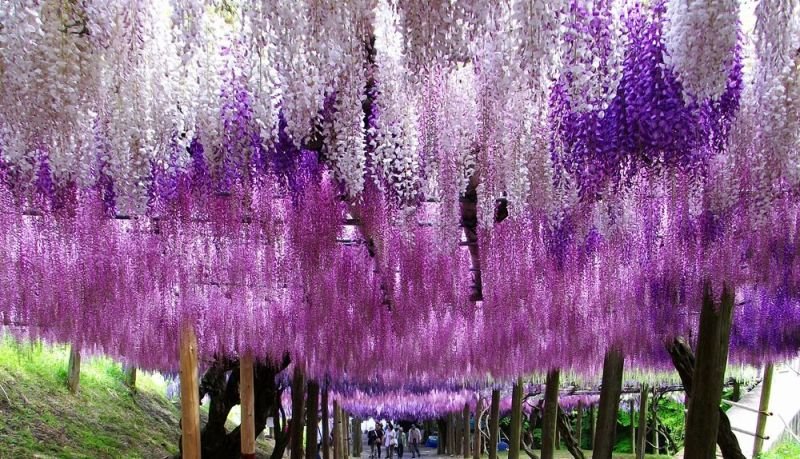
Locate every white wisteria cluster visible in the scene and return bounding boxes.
[0,1,96,183]
[0,0,792,218]
[751,0,800,188]
[664,0,740,102]
[560,0,626,113]
[511,0,565,98]
[370,1,421,206]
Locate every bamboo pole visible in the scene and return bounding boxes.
[473,398,482,459]
[593,347,624,459]
[509,378,523,459]
[179,324,201,459]
[489,389,500,459]
[636,385,648,459]
[542,369,560,459]
[306,380,320,459]
[752,363,774,457]
[241,353,256,459]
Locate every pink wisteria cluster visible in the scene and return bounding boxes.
[1,0,800,418]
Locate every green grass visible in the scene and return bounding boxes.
[0,335,181,458]
[759,438,800,459]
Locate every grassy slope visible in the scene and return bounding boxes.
[760,439,800,459]
[0,336,181,458]
[0,336,276,458]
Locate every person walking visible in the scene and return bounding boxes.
[384,425,396,459]
[408,424,422,458]
[368,426,379,459]
[396,426,407,459]
[376,423,385,459]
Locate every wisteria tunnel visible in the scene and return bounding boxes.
[0,0,799,458]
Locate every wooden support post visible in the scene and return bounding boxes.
[636,385,648,459]
[449,412,456,455]
[291,368,306,459]
[542,369,560,459]
[589,405,595,450]
[343,411,350,458]
[463,402,471,458]
[593,347,624,459]
[667,336,746,459]
[629,399,635,455]
[67,344,81,394]
[684,283,734,459]
[333,401,341,459]
[576,402,583,450]
[473,398,482,459]
[509,378,523,459]
[652,411,659,454]
[124,365,137,391]
[352,417,361,457]
[323,386,331,459]
[752,363,774,458]
[340,406,347,459]
[489,389,500,459]
[306,380,320,459]
[179,324,201,459]
[241,354,256,459]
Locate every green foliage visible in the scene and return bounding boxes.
[655,397,686,451]
[0,334,180,458]
[759,439,800,459]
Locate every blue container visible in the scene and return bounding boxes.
[425,436,438,448]
[497,441,509,452]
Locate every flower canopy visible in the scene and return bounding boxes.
[1,0,799,418]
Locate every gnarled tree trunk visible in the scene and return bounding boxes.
[184,354,290,458]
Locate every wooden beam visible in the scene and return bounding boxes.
[509,378,523,459]
[636,385,648,459]
[240,353,256,459]
[592,347,624,459]
[306,380,320,459]
[322,386,331,459]
[752,363,774,457]
[179,324,201,459]
[290,368,306,459]
[542,369,560,459]
[473,398,483,459]
[489,389,500,459]
[67,344,81,394]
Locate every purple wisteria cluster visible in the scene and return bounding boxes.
[0,0,799,419]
